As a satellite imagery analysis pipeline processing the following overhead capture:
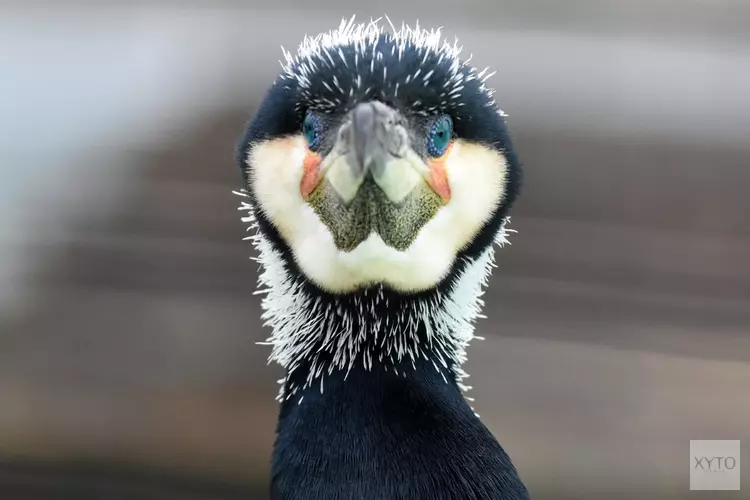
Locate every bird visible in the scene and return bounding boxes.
[234,16,529,500]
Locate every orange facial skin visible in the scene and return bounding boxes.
[300,150,322,199]
[426,141,453,203]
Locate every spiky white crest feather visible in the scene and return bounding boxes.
[279,16,505,116]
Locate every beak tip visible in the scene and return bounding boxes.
[351,102,378,176]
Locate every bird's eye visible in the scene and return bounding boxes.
[302,112,323,151]
[427,115,454,158]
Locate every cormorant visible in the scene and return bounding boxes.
[234,17,529,500]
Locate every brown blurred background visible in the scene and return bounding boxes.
[1,1,749,498]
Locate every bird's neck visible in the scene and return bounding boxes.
[271,355,529,500]
[238,195,513,401]
[278,309,466,400]
[252,229,498,401]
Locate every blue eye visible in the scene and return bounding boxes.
[427,115,453,157]
[302,112,322,151]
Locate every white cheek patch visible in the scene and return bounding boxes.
[248,135,308,244]
[438,140,508,252]
[248,137,508,294]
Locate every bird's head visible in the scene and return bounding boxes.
[237,18,521,298]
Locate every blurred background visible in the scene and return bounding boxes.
[2,0,750,498]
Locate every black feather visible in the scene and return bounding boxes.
[272,356,530,500]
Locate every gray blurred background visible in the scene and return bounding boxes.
[1,1,749,498]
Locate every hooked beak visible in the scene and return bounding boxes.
[347,101,407,180]
[309,101,449,205]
